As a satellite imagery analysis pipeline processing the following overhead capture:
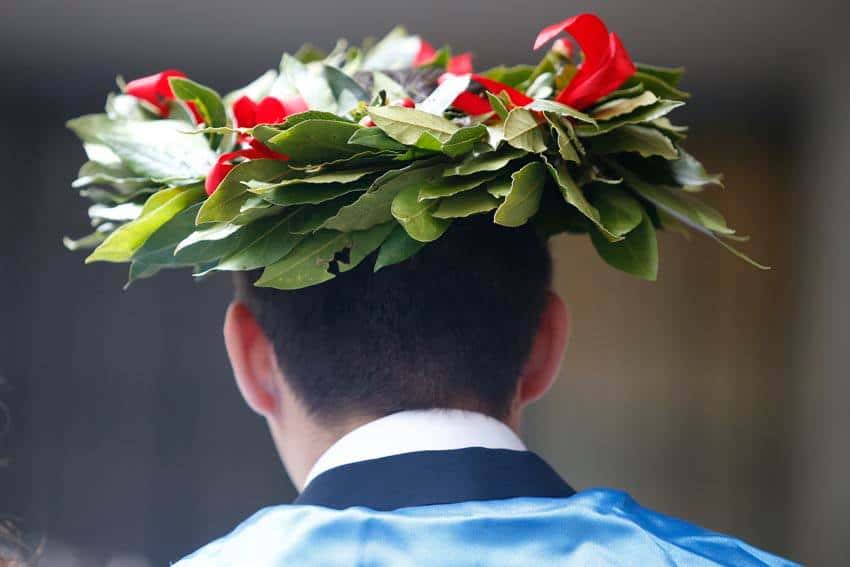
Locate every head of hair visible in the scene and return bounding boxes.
[234,217,552,424]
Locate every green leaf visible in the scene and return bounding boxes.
[636,63,685,86]
[280,54,337,112]
[289,194,361,234]
[530,53,562,89]
[413,131,444,152]
[625,71,690,101]
[486,124,505,150]
[256,182,365,206]
[197,159,290,224]
[587,185,644,237]
[213,211,308,271]
[618,167,735,235]
[73,160,150,193]
[486,92,509,120]
[441,125,489,158]
[174,223,242,254]
[525,99,596,124]
[525,71,554,99]
[348,127,408,151]
[322,162,445,232]
[486,177,513,198]
[256,223,395,289]
[391,184,452,242]
[532,185,591,238]
[374,224,425,271]
[87,185,205,263]
[576,100,685,136]
[246,166,381,190]
[362,27,421,71]
[591,91,658,121]
[67,114,114,143]
[504,108,547,153]
[105,93,153,121]
[256,230,346,289]
[444,147,525,176]
[259,111,353,134]
[63,229,109,251]
[265,119,367,164]
[590,209,658,280]
[481,64,535,88]
[340,222,397,272]
[433,187,500,219]
[231,197,284,225]
[294,43,328,63]
[668,147,724,189]
[324,64,370,115]
[494,161,546,227]
[712,236,770,270]
[127,204,202,283]
[593,83,646,106]
[368,105,459,145]
[67,116,216,180]
[418,170,497,201]
[588,125,679,159]
[544,112,581,164]
[650,117,689,141]
[418,74,471,116]
[371,71,409,100]
[543,157,619,241]
[169,77,228,149]
[293,150,397,173]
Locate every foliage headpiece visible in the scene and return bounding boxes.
[65,13,766,290]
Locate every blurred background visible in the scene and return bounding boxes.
[1,0,848,564]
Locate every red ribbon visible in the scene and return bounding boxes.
[534,13,636,110]
[205,95,309,195]
[233,95,309,128]
[414,39,438,67]
[125,69,203,122]
[415,39,475,75]
[445,13,636,116]
[447,52,473,75]
[440,73,534,116]
[204,139,287,196]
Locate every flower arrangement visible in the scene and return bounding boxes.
[64,13,766,290]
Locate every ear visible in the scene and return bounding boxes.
[517,291,570,407]
[223,301,281,417]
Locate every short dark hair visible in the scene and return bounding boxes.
[235,218,552,423]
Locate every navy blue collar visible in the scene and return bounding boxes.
[294,447,575,511]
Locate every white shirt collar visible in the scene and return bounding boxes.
[303,409,526,488]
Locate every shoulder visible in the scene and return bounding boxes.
[174,491,797,566]
[172,505,323,566]
[557,489,799,566]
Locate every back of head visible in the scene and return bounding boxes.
[235,218,552,423]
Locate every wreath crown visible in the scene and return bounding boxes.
[64,13,766,290]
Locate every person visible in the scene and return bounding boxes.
[175,219,794,566]
[61,12,792,564]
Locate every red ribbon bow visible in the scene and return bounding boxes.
[534,13,636,110]
[447,13,636,116]
[125,69,203,122]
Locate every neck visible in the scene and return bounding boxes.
[270,412,378,492]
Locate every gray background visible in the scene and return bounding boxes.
[2,0,849,564]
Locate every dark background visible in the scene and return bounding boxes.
[2,1,849,565]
